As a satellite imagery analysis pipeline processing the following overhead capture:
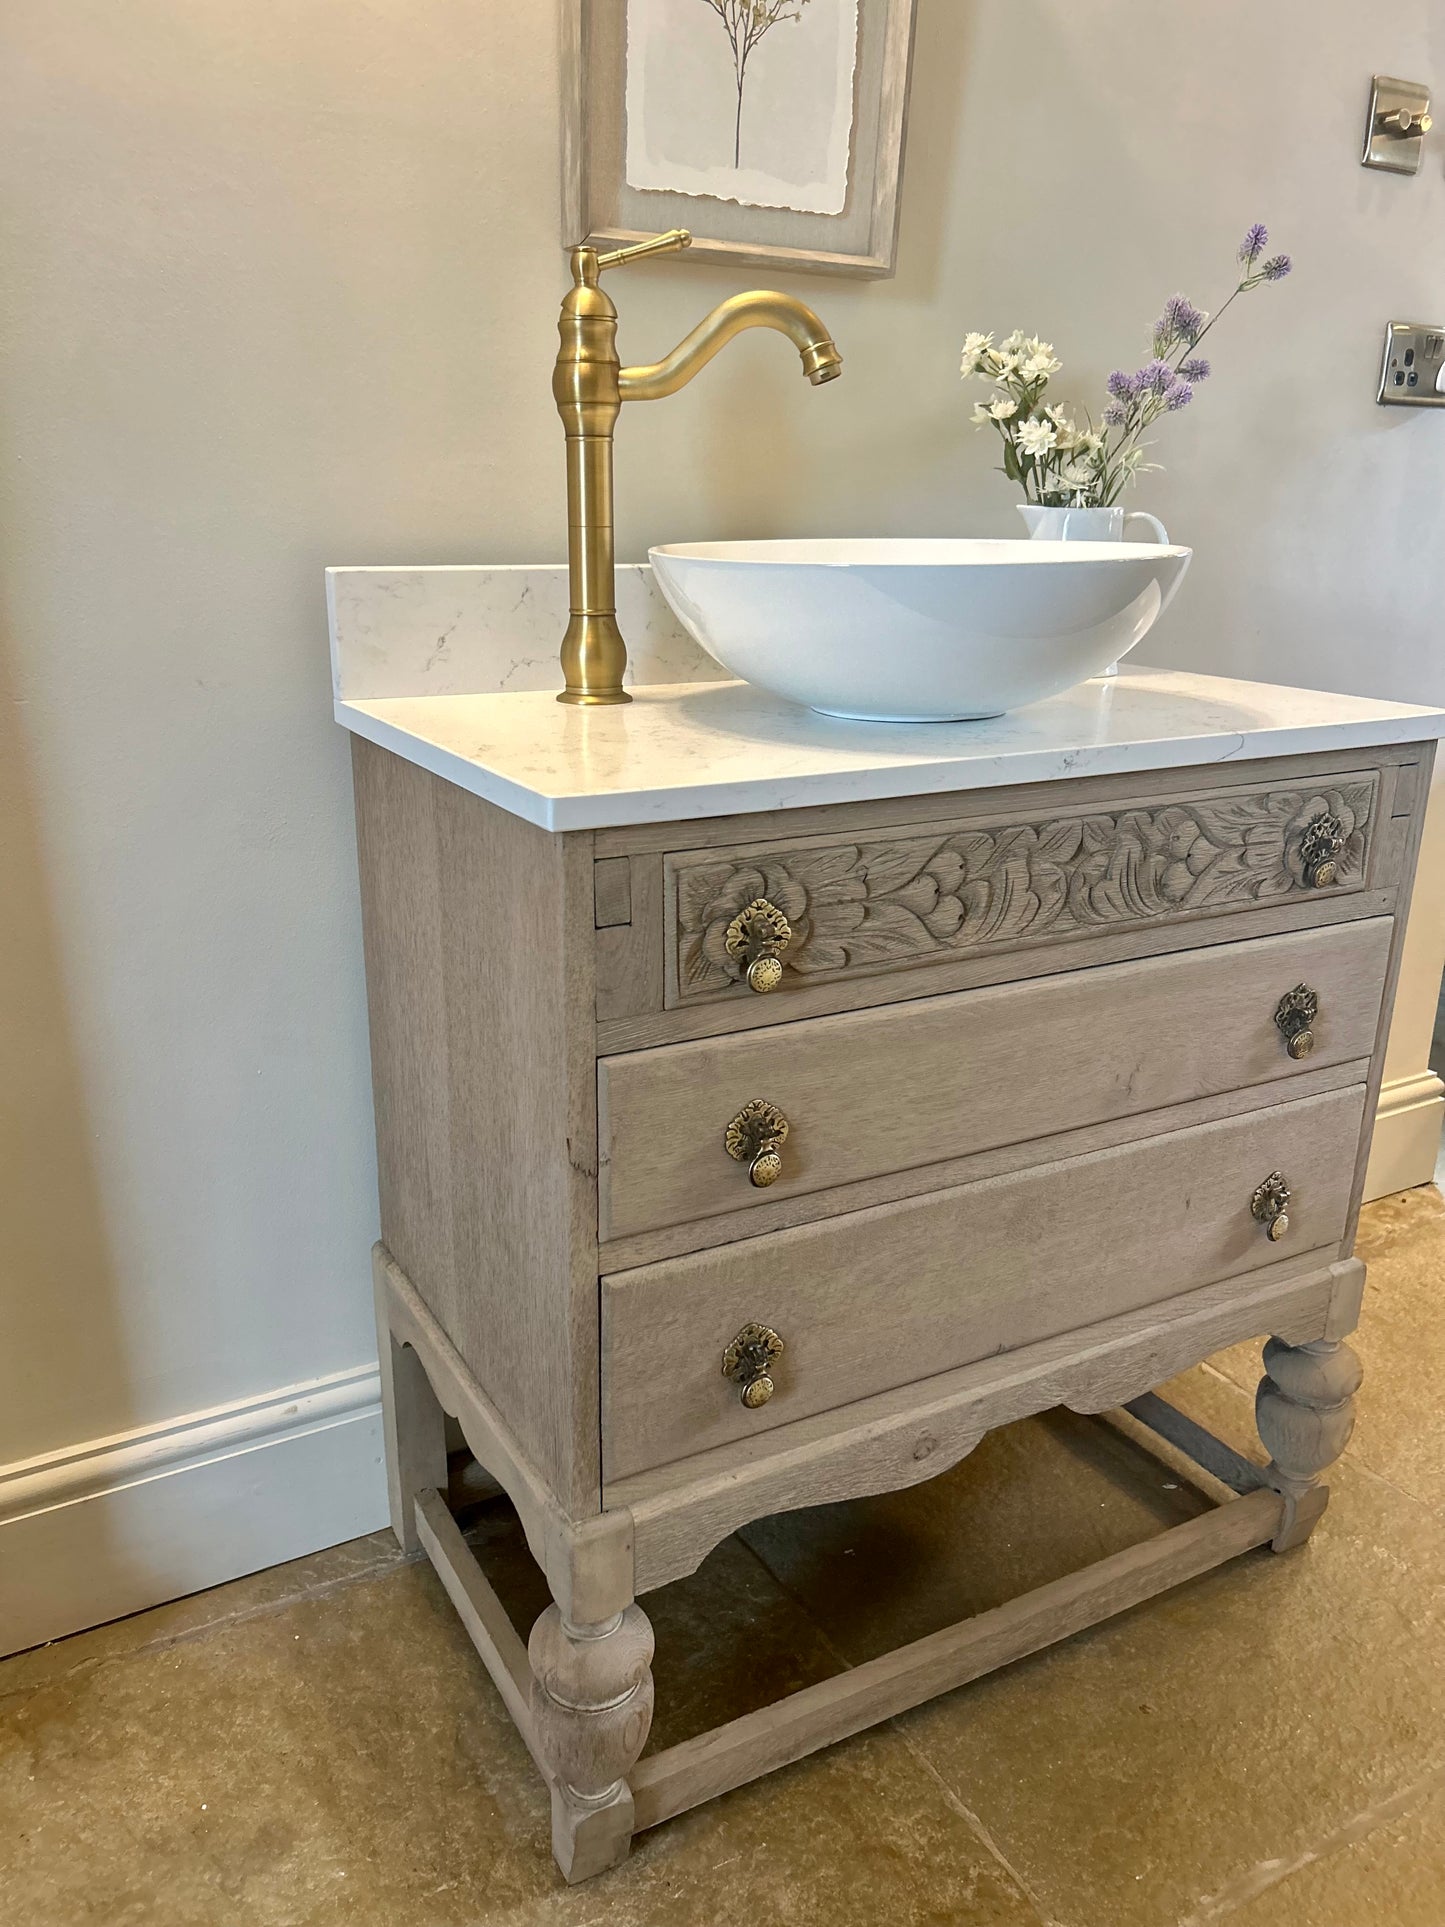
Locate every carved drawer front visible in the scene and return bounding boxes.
[600,1085,1366,1481]
[667,772,1379,1006]
[598,917,1390,1245]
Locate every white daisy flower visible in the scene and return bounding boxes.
[959,331,993,377]
[988,397,1019,421]
[1016,417,1058,456]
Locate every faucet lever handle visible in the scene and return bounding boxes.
[596,229,692,272]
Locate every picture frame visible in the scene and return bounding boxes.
[561,0,919,279]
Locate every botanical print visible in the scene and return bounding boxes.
[625,0,858,214]
[702,1,814,168]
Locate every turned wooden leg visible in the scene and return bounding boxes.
[374,1257,447,1553]
[529,1602,655,1882]
[1255,1336,1362,1552]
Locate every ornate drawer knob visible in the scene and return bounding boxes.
[724,897,793,993]
[725,1098,790,1187]
[1274,983,1319,1059]
[1299,811,1345,889]
[722,1323,784,1409]
[1251,1171,1292,1241]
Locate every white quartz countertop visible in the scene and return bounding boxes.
[335,669,1444,833]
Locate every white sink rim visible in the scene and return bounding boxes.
[651,537,1194,567]
[648,537,1195,724]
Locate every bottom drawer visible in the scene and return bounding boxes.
[601,1086,1366,1481]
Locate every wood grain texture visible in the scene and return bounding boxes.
[614,1255,1347,1591]
[595,855,664,1025]
[599,1058,1371,1271]
[599,919,1391,1243]
[353,736,599,1513]
[1256,1335,1363,1550]
[602,889,1400,1055]
[561,0,918,277]
[599,747,1422,1052]
[593,856,632,928]
[667,775,1379,1005]
[630,1488,1284,1831]
[375,1250,448,1555]
[601,1088,1366,1481]
[379,1245,638,1623]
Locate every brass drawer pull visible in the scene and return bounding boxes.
[722,1323,784,1409]
[1299,811,1345,889]
[1274,983,1319,1059]
[724,897,793,993]
[725,1098,789,1188]
[1251,1171,1292,1241]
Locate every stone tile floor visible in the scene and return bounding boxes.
[4,1185,1444,1926]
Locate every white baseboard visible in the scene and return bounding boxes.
[1365,1070,1445,1203]
[0,1365,388,1657]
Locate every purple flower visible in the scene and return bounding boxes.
[1102,400,1129,428]
[1140,358,1175,396]
[1106,369,1139,400]
[1164,380,1193,411]
[1239,222,1268,264]
[1179,356,1211,382]
[1156,293,1205,346]
[1260,254,1292,281]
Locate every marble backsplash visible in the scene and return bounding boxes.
[326,563,727,701]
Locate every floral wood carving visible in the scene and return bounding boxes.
[673,781,1375,998]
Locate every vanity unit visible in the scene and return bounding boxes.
[332,564,1440,1881]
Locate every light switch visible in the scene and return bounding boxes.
[1363,75,1433,173]
[1378,322,1445,408]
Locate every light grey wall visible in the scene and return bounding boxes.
[2,1,1442,1473]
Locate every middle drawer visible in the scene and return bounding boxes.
[597,917,1390,1244]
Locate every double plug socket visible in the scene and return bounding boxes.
[1378,322,1445,408]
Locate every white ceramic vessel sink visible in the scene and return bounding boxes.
[648,537,1193,722]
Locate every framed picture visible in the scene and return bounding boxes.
[561,0,919,278]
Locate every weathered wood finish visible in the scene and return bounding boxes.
[629,1487,1285,1833]
[377,1245,637,1626]
[1256,1335,1364,1549]
[602,1088,1366,1480]
[599,919,1391,1244]
[352,734,1432,1880]
[667,773,1380,1006]
[599,1058,1371,1272]
[610,1257,1361,1592]
[352,740,600,1514]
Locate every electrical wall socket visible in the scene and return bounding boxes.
[1378,321,1445,407]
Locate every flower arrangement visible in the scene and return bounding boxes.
[960,224,1293,508]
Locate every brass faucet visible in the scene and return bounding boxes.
[552,228,842,705]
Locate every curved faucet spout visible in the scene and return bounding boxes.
[619,290,843,402]
[553,255,840,703]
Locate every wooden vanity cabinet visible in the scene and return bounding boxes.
[352,733,1431,1882]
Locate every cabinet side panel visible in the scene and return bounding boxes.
[351,739,599,1513]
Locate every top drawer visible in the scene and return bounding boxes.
[666,771,1381,1008]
